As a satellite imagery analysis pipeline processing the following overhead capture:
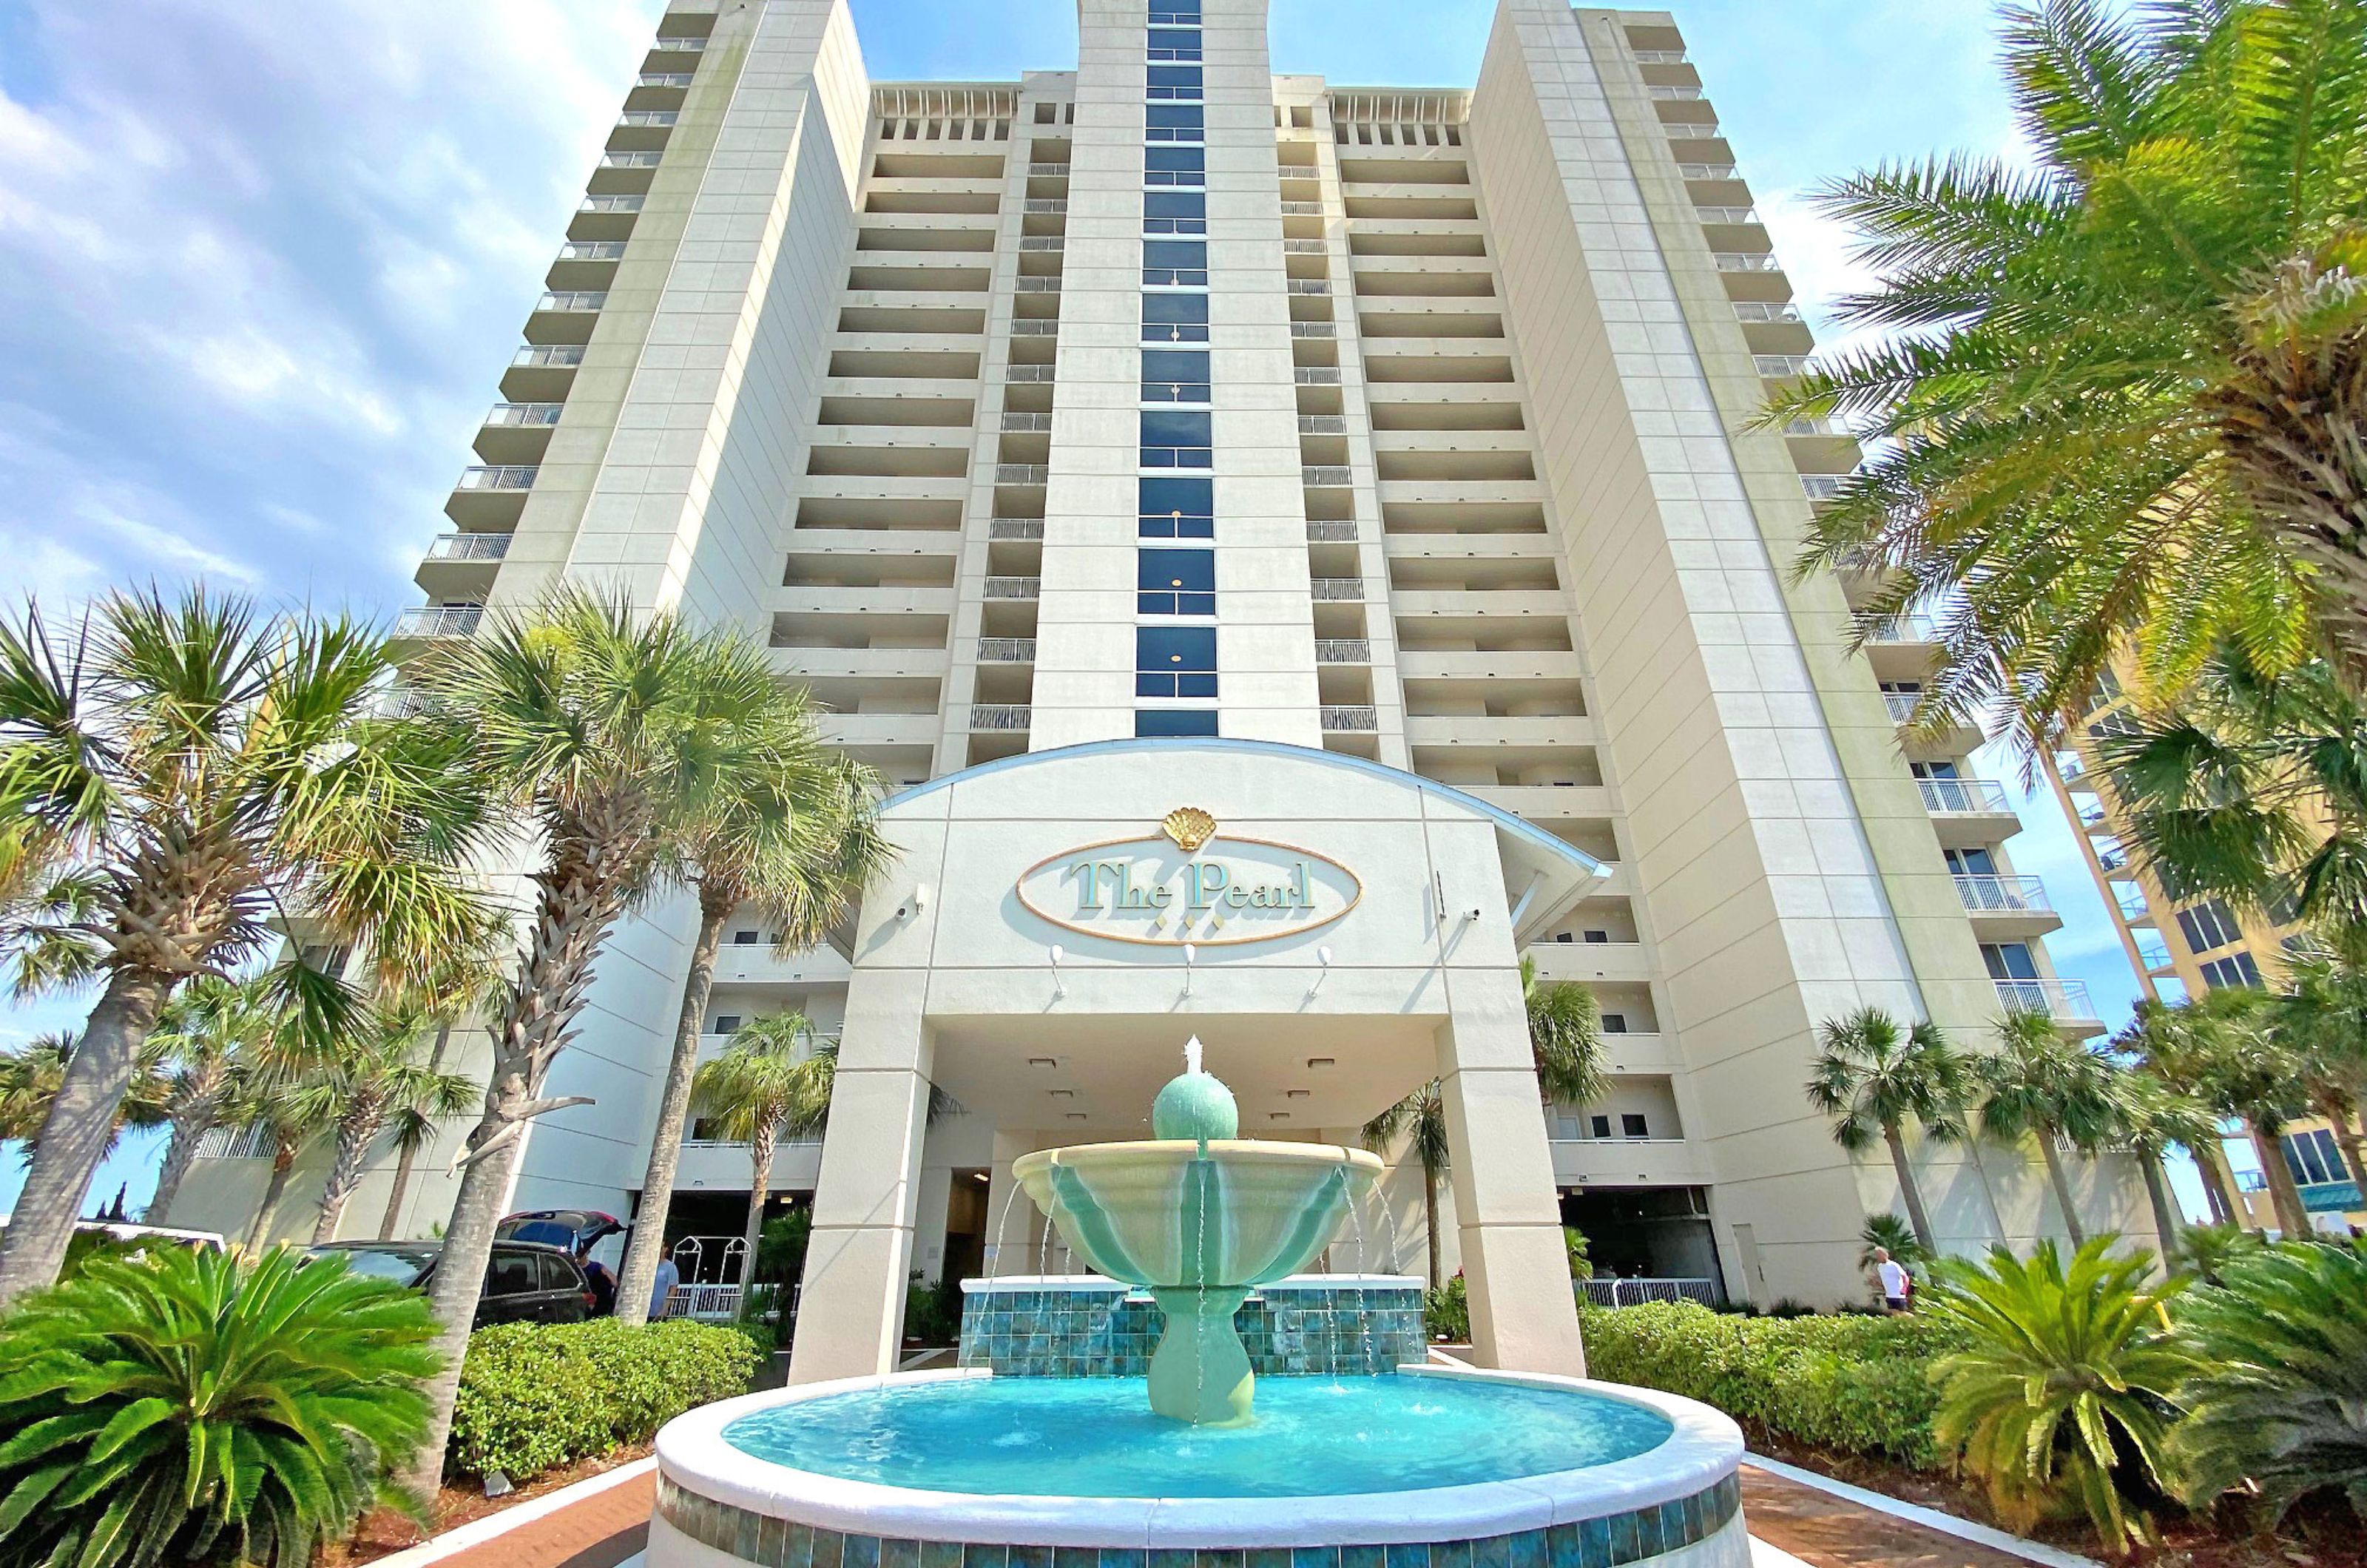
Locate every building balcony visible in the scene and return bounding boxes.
[1955,873,2062,936]
[445,465,536,527]
[708,944,851,988]
[1405,714,1595,748]
[421,532,511,566]
[389,605,483,646]
[548,239,627,289]
[1309,577,1365,601]
[769,646,949,682]
[1548,1138,1709,1189]
[773,585,954,618]
[474,401,564,464]
[503,344,584,402]
[1314,638,1371,664]
[1463,783,1615,820]
[1320,705,1379,733]
[1917,777,2022,848]
[1303,465,1353,488]
[526,291,606,346]
[976,637,1036,663]
[970,704,1031,731]
[814,712,941,749]
[1994,976,2103,1034]
[1306,518,1357,542]
[982,575,1041,600]
[1526,942,1652,984]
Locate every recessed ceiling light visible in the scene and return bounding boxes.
[1028,1058,1058,1069]
[1286,1089,1310,1099]
[1066,1112,1088,1121]
[1049,1089,1074,1099]
[1306,1057,1334,1069]
[1268,1112,1290,1121]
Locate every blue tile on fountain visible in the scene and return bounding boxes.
[922,1542,962,1568]
[883,1539,919,1568]
[1291,1548,1338,1568]
[1010,1545,1051,1568]
[811,1527,845,1568]
[1576,1515,1612,1568]
[1506,1529,1546,1568]
[962,1547,1007,1568]
[1470,1533,1512,1568]
[1382,1544,1428,1568]
[843,1535,882,1568]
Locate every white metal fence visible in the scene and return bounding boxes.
[1578,1277,1722,1308]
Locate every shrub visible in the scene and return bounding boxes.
[448,1318,759,1481]
[1425,1273,1469,1342]
[1925,1240,2191,1555]
[1580,1300,1956,1467]
[1563,1226,1593,1282]
[2173,1238,2367,1529]
[0,1246,440,1568]
[902,1272,962,1345]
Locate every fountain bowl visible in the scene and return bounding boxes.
[1011,1140,1382,1424]
[650,1365,1749,1567]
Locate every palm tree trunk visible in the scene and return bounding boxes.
[2315,1095,2367,1210]
[146,1106,214,1226]
[313,1100,388,1245]
[1419,1158,1442,1294]
[2189,1140,2238,1226]
[249,1148,295,1250]
[2250,1123,2312,1234]
[742,1124,777,1287]
[618,892,729,1325]
[0,966,173,1306]
[2138,1154,2181,1264]
[1883,1123,1939,1254]
[2036,1133,2087,1246]
[379,1026,450,1240]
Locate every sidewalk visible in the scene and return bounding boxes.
[384,1460,2080,1568]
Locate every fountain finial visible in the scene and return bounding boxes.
[1152,1035,1237,1143]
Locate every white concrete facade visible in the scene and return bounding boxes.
[173,0,2147,1347]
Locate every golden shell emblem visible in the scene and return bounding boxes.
[1161,806,1218,854]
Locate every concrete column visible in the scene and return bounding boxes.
[1436,981,1587,1375]
[786,973,934,1383]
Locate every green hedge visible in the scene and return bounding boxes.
[1580,1302,1959,1469]
[448,1318,761,1481]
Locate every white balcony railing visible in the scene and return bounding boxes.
[1800,473,1846,501]
[1995,976,2096,1021]
[558,240,627,261]
[1304,518,1356,541]
[536,291,607,313]
[994,464,1050,484]
[393,606,483,640]
[983,576,1041,600]
[1302,465,1353,487]
[455,465,536,492]
[1733,301,1802,323]
[971,704,1032,731]
[1320,705,1379,732]
[484,402,563,428]
[1712,251,1780,272]
[976,638,1036,662]
[578,195,644,214]
[1314,638,1371,663]
[1868,613,1943,643]
[1917,777,2010,814]
[1309,578,1365,601]
[1290,320,1337,339]
[1695,205,1757,223]
[987,517,1044,541]
[616,110,678,128]
[1955,873,2052,914]
[1883,692,1921,723]
[1297,415,1348,435]
[423,533,513,563]
[1754,354,1813,377]
[513,345,585,368]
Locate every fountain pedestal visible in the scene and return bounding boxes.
[1148,1286,1254,1424]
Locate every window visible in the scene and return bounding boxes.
[1142,237,1208,285]
[1146,104,1205,142]
[2283,1126,2349,1187]
[537,1252,581,1293]
[1136,626,1217,697]
[710,1014,742,1035]
[1145,145,1206,186]
[1136,709,1218,737]
[1621,1113,1650,1139]
[487,1250,539,1297]
[1146,64,1203,100]
[2176,899,2243,953]
[1139,476,1213,537]
[1147,27,1202,61]
[1139,408,1212,467]
[1138,548,1215,614]
[732,929,760,944]
[2198,950,2264,990]
[1147,6,1201,24]
[1942,846,1997,876]
[1144,190,1206,234]
[1601,1013,1628,1034]
[1908,760,1960,780]
[1589,1115,1611,1139]
[1143,291,1209,342]
[1981,942,2039,981]
[1141,348,1209,402]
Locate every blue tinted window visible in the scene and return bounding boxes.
[1144,190,1206,235]
[1147,65,1203,99]
[1142,291,1209,342]
[1147,27,1202,61]
[1140,409,1212,468]
[1136,626,1217,697]
[1144,240,1207,268]
[1139,476,1214,537]
[1136,709,1218,737]
[1139,547,1215,614]
[1145,145,1205,186]
[1147,104,1204,140]
[1141,349,1209,402]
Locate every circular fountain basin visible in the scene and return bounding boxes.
[652,1367,1747,1566]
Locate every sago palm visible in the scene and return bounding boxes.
[689,1016,836,1288]
[1361,1078,1449,1291]
[400,588,831,1486]
[2173,1237,2367,1527]
[1805,1007,1968,1254]
[0,1247,439,1567]
[614,736,885,1325]
[141,976,283,1226]
[1976,1011,2119,1246]
[1925,1239,2192,1553]
[0,587,494,1303]
[1769,0,2367,743]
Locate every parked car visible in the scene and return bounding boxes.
[496,1208,625,1254]
[306,1239,595,1328]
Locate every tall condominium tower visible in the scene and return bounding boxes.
[178,0,2143,1368]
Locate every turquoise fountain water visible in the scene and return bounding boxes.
[1009,1038,1382,1425]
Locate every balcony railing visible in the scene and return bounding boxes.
[558,240,627,261]
[1014,277,1062,293]
[1289,321,1337,339]
[1800,474,1846,501]
[1304,518,1356,541]
[393,606,483,640]
[1302,465,1353,487]
[1320,705,1379,732]
[1297,415,1348,435]
[424,533,513,563]
[1995,976,2096,1021]
[971,704,1032,731]
[1754,354,1813,377]
[1007,365,1056,382]
[1023,198,1067,214]
[1283,237,1327,254]
[1000,413,1052,432]
[651,36,707,52]
[983,576,1041,599]
[1695,205,1757,223]
[994,464,1049,484]
[1917,777,2010,814]
[1734,301,1801,323]
[1281,200,1323,215]
[1883,692,1921,723]
[536,291,607,313]
[1019,235,1064,252]
[976,638,1036,662]
[1675,162,1737,179]
[1315,638,1371,663]
[1783,415,1848,436]
[1955,873,2052,914]
[1309,578,1365,601]
[1027,162,1070,176]
[1286,279,1331,295]
[601,151,663,169]
[616,110,678,128]
[455,465,537,492]
[1868,613,1943,643]
[988,517,1044,540]
[1711,251,1780,272]
[484,402,563,427]
[513,345,585,368]
[1648,84,1705,101]
[1666,122,1723,140]
[1295,368,1342,385]
[1010,320,1059,336]
[579,195,644,214]
[639,71,695,88]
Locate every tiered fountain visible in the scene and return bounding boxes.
[653,1042,1749,1567]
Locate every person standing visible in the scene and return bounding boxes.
[577,1245,618,1316]
[1871,1246,1911,1313]
[649,1252,680,1320]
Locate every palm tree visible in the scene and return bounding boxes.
[1361,1078,1448,1291]
[1522,956,1608,1108]
[0,587,494,1303]
[1804,1007,1968,1254]
[226,1067,325,1251]
[1976,1012,2118,1246]
[304,1010,480,1245]
[2117,998,2246,1226]
[399,589,831,1490]
[0,1030,171,1159]
[689,1015,836,1287]
[1766,1,2367,743]
[2105,1066,2223,1264]
[2271,930,2367,1192]
[613,742,885,1325]
[143,975,286,1224]
[2131,990,2314,1232]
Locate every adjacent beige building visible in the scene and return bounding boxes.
[174,0,2148,1364]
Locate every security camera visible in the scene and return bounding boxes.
[1464,907,1483,922]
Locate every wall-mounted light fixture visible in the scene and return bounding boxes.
[1306,943,1334,999]
[1049,942,1066,999]
[1182,941,1197,997]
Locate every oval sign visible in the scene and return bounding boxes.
[1016,830,1360,947]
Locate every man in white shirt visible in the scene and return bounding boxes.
[1872,1247,1911,1313]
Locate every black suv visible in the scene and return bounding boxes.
[308,1240,595,1328]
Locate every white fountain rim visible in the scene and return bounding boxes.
[654,1365,1743,1549]
[959,1272,1426,1294]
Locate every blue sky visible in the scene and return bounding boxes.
[0,0,2184,1215]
